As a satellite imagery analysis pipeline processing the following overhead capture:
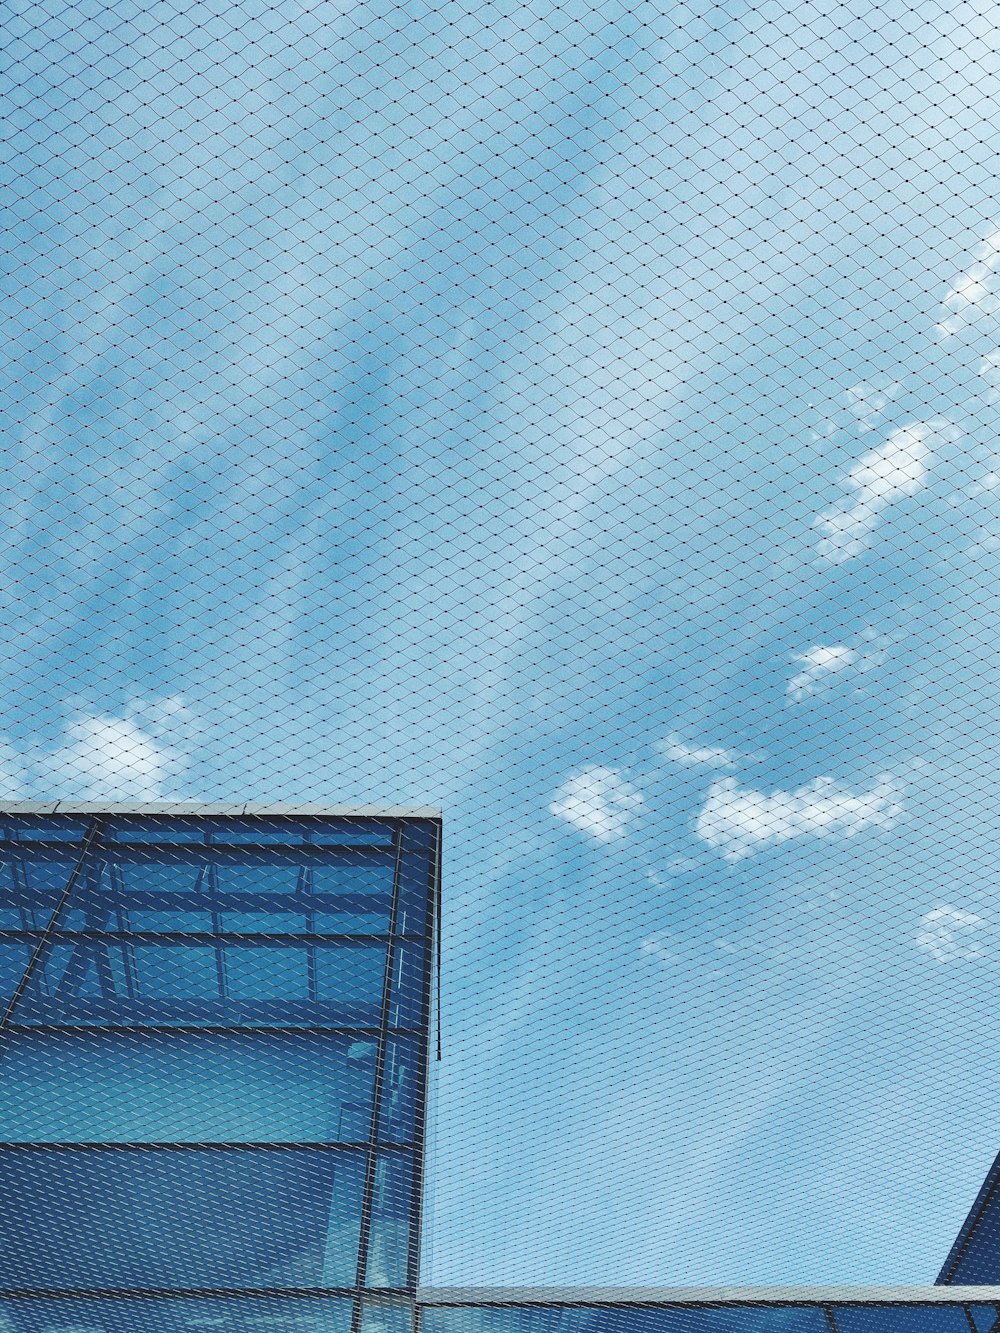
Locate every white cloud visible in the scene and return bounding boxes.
[937,229,1000,338]
[980,351,1000,402]
[916,905,985,963]
[844,380,899,432]
[657,732,738,770]
[695,774,902,863]
[787,645,857,702]
[814,421,952,563]
[786,635,888,702]
[550,766,643,842]
[45,698,193,801]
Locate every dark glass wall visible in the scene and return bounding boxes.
[0,809,439,1333]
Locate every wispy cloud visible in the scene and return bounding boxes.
[814,421,953,563]
[42,698,193,801]
[845,380,900,432]
[936,229,1000,338]
[916,905,986,963]
[787,634,887,703]
[696,774,902,863]
[656,732,738,770]
[550,766,643,842]
[787,646,857,702]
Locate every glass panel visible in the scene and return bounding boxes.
[378,1035,420,1145]
[312,856,395,935]
[106,819,209,844]
[0,857,56,930]
[387,941,425,1031]
[0,1031,378,1143]
[12,939,388,1026]
[0,941,33,1006]
[5,817,90,843]
[420,1310,599,1333]
[947,1202,1000,1283]
[0,1296,353,1333]
[365,1151,414,1289]
[394,823,435,938]
[60,854,211,933]
[316,942,389,1018]
[968,1310,999,1333]
[0,1146,366,1289]
[216,856,305,894]
[227,944,310,1001]
[834,1310,973,1333]
[422,1311,831,1333]
[221,908,310,934]
[361,1302,414,1333]
[0,850,82,928]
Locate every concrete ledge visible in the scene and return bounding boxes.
[416,1287,1000,1306]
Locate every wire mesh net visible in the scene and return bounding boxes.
[2,0,1000,1308]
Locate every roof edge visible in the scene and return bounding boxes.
[0,801,442,819]
[416,1287,1000,1306]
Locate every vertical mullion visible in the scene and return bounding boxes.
[353,820,406,1330]
[0,817,106,1031]
[823,1306,840,1333]
[406,819,439,1295]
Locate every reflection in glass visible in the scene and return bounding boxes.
[0,1146,366,1289]
[834,1310,973,1333]
[0,1031,378,1143]
[360,1300,414,1333]
[12,938,388,1026]
[365,1152,414,1289]
[0,1295,353,1333]
[378,1036,420,1144]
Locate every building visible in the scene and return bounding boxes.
[0,804,997,1333]
[0,804,439,1333]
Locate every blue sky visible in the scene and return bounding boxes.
[4,0,1000,1288]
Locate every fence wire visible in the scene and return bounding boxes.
[2,0,999,1301]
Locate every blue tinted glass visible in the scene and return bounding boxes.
[0,1296,353,1333]
[6,817,90,842]
[365,1151,414,1289]
[422,1312,830,1333]
[309,821,397,847]
[311,855,395,935]
[421,1311,599,1333]
[222,909,309,933]
[133,942,221,998]
[227,944,310,1000]
[378,1036,420,1144]
[316,942,388,1020]
[106,819,209,844]
[0,1031,378,1143]
[216,856,304,893]
[968,1310,998,1333]
[361,1302,414,1333]
[948,1204,1000,1284]
[388,942,425,1031]
[394,823,435,938]
[21,851,79,894]
[0,851,81,929]
[13,938,388,1026]
[0,941,32,1005]
[835,1309,973,1333]
[0,1146,366,1289]
[59,854,210,932]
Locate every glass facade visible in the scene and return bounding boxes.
[0,808,439,1333]
[939,1151,1000,1285]
[418,1304,1000,1333]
